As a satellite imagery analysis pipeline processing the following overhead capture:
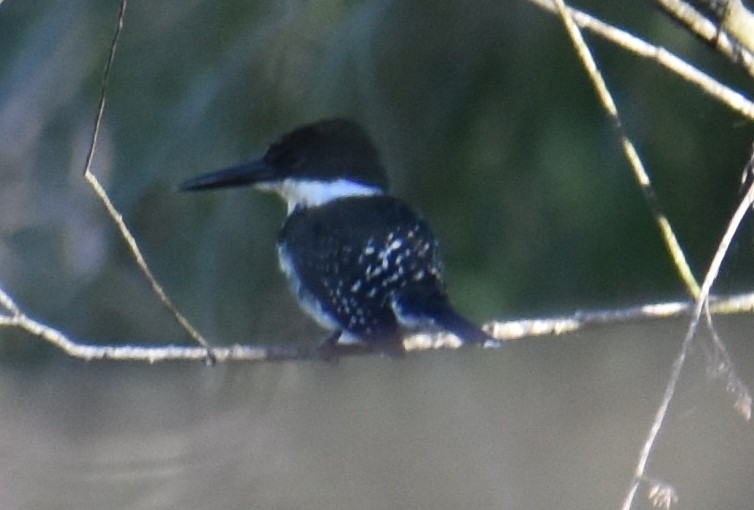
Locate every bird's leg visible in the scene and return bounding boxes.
[316,330,344,361]
[323,330,342,348]
[316,331,381,361]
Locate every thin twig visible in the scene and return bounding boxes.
[527,0,754,121]
[621,166,754,510]
[547,2,750,508]
[548,0,700,298]
[654,0,754,77]
[703,302,753,420]
[700,146,754,421]
[81,0,214,360]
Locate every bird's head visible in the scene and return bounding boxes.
[180,118,388,211]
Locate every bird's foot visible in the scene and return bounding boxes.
[316,331,404,361]
[316,331,343,362]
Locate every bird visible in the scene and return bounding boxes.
[180,118,497,356]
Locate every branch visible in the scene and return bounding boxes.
[80,0,214,360]
[549,3,753,509]
[548,0,701,298]
[621,147,754,510]
[3,281,754,363]
[654,0,754,77]
[527,0,754,121]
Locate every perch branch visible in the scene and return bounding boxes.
[3,282,754,363]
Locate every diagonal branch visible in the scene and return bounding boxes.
[80,0,214,361]
[548,0,700,297]
[548,2,753,509]
[527,0,754,121]
[621,152,754,510]
[654,0,754,77]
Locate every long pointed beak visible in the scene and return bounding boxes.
[179,159,277,192]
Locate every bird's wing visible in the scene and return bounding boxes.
[278,196,445,342]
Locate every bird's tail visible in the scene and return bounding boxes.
[393,287,497,346]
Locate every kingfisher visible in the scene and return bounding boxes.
[181,118,496,355]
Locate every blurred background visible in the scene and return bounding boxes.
[2,0,754,345]
[1,0,753,508]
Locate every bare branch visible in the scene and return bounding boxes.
[527,0,754,121]
[3,280,754,363]
[654,0,754,76]
[80,0,214,360]
[620,170,754,510]
[721,0,754,51]
[550,3,753,509]
[548,0,700,299]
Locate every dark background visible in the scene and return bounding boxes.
[0,1,753,508]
